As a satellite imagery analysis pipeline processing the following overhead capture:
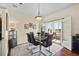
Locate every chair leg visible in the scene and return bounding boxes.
[49,46,50,51]
[28,43,51,56]
[30,45,40,55]
[38,46,52,56]
[26,43,41,55]
[45,46,52,56]
[28,43,37,50]
[31,45,47,56]
[29,43,32,46]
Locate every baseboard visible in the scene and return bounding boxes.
[17,42,28,46]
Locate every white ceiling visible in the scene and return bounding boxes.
[0,3,77,16]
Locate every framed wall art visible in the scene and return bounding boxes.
[24,24,29,29]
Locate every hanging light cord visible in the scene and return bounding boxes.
[38,3,40,16]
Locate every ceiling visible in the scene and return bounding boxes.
[0,3,77,16]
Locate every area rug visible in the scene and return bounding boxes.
[10,43,63,56]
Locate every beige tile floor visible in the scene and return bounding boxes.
[10,43,63,56]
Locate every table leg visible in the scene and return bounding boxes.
[39,41,41,55]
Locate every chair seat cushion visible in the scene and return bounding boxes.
[33,41,40,46]
[41,43,51,47]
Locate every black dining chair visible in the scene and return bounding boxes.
[30,32,40,46]
[41,34,53,55]
[27,33,39,47]
[27,33,32,43]
[41,31,45,36]
[27,33,34,50]
[27,32,40,54]
[45,33,49,37]
[29,32,41,54]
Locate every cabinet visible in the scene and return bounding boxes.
[72,34,79,53]
[8,30,17,48]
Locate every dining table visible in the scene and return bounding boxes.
[35,35,47,55]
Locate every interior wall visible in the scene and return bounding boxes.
[0,15,2,56]
[0,9,8,56]
[7,4,79,45]
[8,8,39,44]
[44,4,79,36]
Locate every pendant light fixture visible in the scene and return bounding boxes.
[35,3,42,20]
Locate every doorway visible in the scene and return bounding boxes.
[44,20,63,45]
[0,9,8,56]
[42,16,72,50]
[0,17,2,56]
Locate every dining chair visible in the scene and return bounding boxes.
[26,33,34,48]
[41,34,53,56]
[30,32,41,54]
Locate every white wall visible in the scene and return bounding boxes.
[8,8,39,44]
[0,7,39,56]
[7,4,79,50]
[44,4,79,36]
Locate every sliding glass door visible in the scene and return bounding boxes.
[44,20,63,44]
[42,16,72,50]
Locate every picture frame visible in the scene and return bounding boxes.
[29,23,33,28]
[24,23,36,29]
[24,24,29,29]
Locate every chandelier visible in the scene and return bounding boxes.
[35,3,42,21]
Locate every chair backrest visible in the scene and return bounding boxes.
[26,33,32,43]
[30,32,35,43]
[30,32,40,45]
[43,34,53,47]
[41,31,45,36]
[45,33,49,37]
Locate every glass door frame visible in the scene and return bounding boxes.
[42,19,64,45]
